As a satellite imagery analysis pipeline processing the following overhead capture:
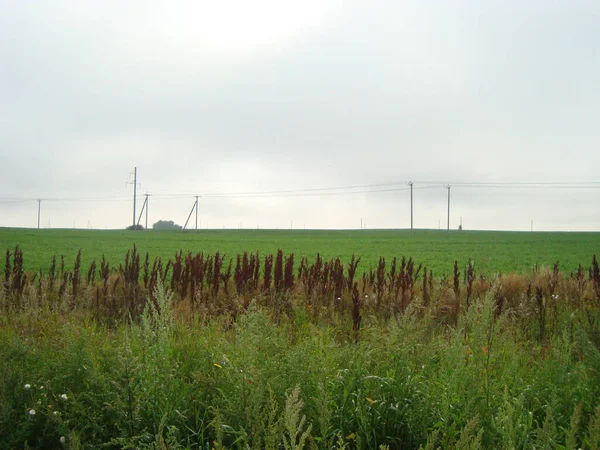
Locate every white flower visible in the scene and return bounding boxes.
[53,411,59,416]
[29,409,36,416]
[60,436,66,444]
[24,384,31,389]
[39,385,44,390]
[60,394,68,401]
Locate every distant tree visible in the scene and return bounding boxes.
[126,224,145,231]
[152,220,182,231]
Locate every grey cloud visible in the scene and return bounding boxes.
[1,1,599,230]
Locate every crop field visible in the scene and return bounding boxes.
[2,227,600,448]
[1,227,600,276]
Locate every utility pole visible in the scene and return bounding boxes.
[126,167,139,228]
[183,196,200,232]
[37,199,41,229]
[132,167,137,227]
[136,193,151,230]
[408,181,414,233]
[446,185,451,232]
[195,195,199,232]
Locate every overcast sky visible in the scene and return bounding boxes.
[1,0,599,231]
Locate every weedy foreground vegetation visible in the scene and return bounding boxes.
[1,245,600,449]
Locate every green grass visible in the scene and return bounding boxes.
[2,288,600,449]
[2,227,600,448]
[2,227,600,276]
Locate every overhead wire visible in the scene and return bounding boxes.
[152,181,414,199]
[0,181,598,204]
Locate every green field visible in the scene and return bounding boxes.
[1,227,599,276]
[3,226,600,448]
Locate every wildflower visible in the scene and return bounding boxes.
[39,385,44,390]
[24,384,31,389]
[466,348,472,355]
[29,409,36,416]
[213,363,222,369]
[53,411,59,416]
[60,436,66,444]
[60,394,68,401]
[482,347,488,355]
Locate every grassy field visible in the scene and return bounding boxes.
[1,227,599,276]
[2,227,600,448]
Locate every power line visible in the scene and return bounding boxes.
[1,180,598,204]
[202,186,413,198]
[0,196,131,203]
[153,181,414,199]
[153,185,442,200]
[416,180,600,186]
[448,185,600,189]
[143,181,600,200]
